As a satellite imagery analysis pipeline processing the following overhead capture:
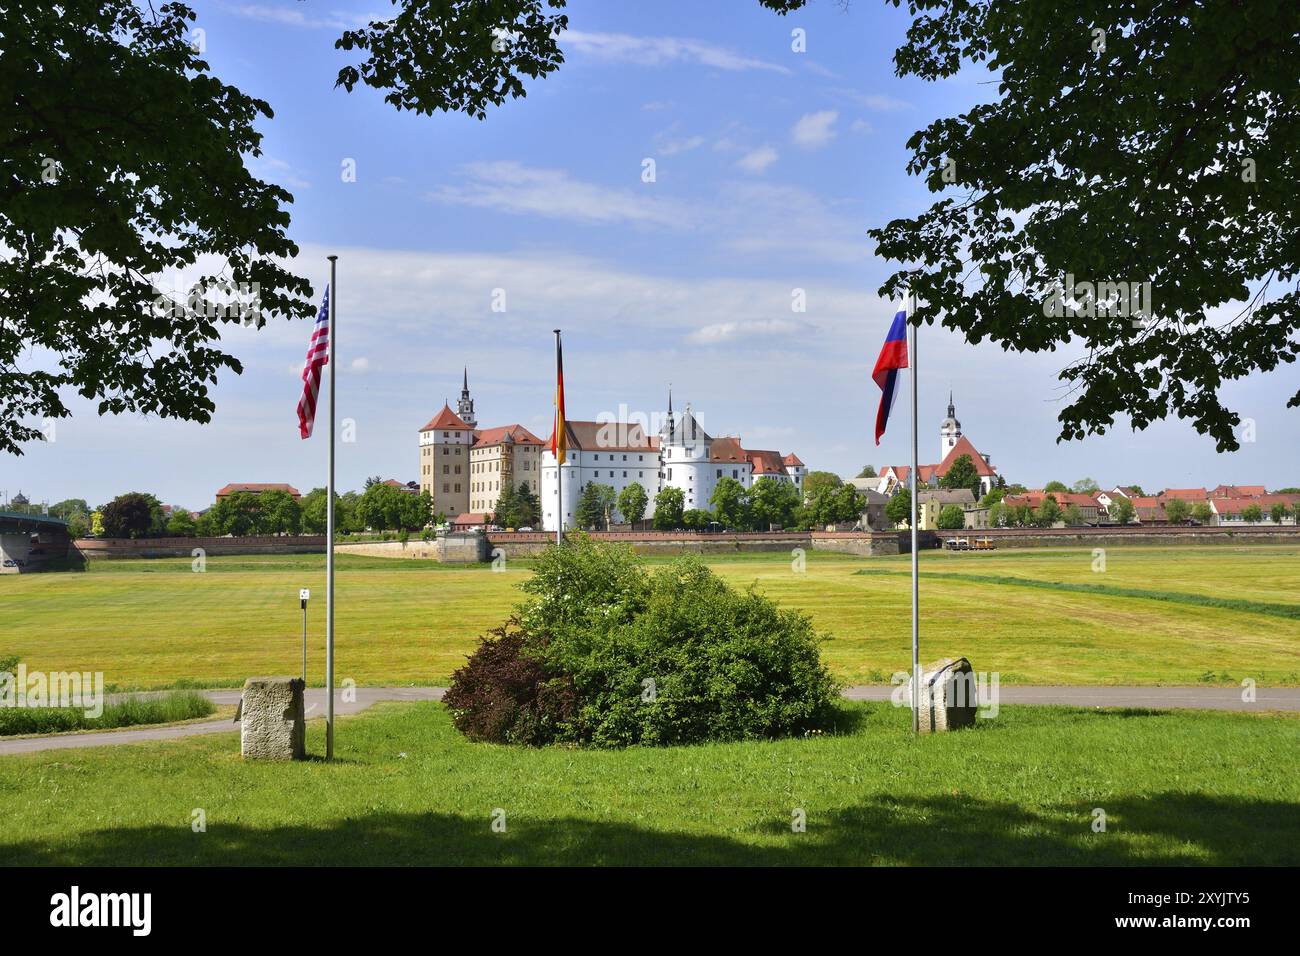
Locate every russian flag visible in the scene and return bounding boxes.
[872,306,909,445]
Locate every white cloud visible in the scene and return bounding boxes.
[566,31,791,74]
[687,319,804,344]
[249,156,311,190]
[657,135,705,157]
[349,357,371,373]
[717,181,868,264]
[831,89,911,112]
[429,161,690,227]
[221,2,375,31]
[791,110,838,149]
[736,145,779,174]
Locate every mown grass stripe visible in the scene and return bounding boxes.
[852,568,1300,620]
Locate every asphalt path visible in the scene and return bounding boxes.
[2,685,1295,756]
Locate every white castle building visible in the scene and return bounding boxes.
[540,395,805,531]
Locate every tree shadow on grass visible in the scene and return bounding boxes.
[6,791,1296,866]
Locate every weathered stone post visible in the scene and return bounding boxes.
[240,677,307,759]
[918,657,978,733]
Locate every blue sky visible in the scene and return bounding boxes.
[4,0,1295,510]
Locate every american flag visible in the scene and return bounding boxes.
[297,286,330,439]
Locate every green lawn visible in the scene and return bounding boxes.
[3,545,1299,688]
[2,701,1296,865]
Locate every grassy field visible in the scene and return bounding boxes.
[1,700,1296,865]
[3,545,1299,688]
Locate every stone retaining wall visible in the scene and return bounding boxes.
[71,524,1297,564]
[336,534,488,563]
[74,535,327,559]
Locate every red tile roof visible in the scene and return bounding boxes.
[782,453,804,467]
[936,436,997,477]
[746,449,788,476]
[1160,487,1207,500]
[1006,491,1100,509]
[547,420,659,452]
[450,512,491,526]
[420,404,472,432]
[1209,484,1267,498]
[215,483,301,499]
[1212,494,1300,514]
[473,424,544,448]
[709,436,748,464]
[886,464,938,485]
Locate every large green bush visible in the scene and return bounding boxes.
[448,536,840,747]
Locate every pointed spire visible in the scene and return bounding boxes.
[664,384,676,442]
[456,366,476,427]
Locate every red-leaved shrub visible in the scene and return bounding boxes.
[442,617,577,745]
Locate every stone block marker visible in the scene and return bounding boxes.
[919,657,978,733]
[240,677,306,760]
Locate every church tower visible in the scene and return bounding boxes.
[457,367,477,428]
[939,391,961,461]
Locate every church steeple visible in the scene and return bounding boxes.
[457,366,476,428]
[940,390,962,461]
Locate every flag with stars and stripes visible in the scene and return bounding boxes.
[297,286,330,439]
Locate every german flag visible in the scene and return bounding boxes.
[551,329,567,465]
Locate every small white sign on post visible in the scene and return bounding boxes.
[298,589,311,683]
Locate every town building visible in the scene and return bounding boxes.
[418,371,547,526]
[916,489,987,530]
[1002,491,1103,524]
[538,396,805,531]
[540,419,661,531]
[1210,493,1300,525]
[468,423,545,516]
[876,395,998,498]
[1209,484,1267,498]
[418,404,473,520]
[214,483,300,502]
[1160,487,1208,502]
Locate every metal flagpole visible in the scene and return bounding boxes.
[326,255,337,760]
[908,290,920,734]
[554,329,562,547]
